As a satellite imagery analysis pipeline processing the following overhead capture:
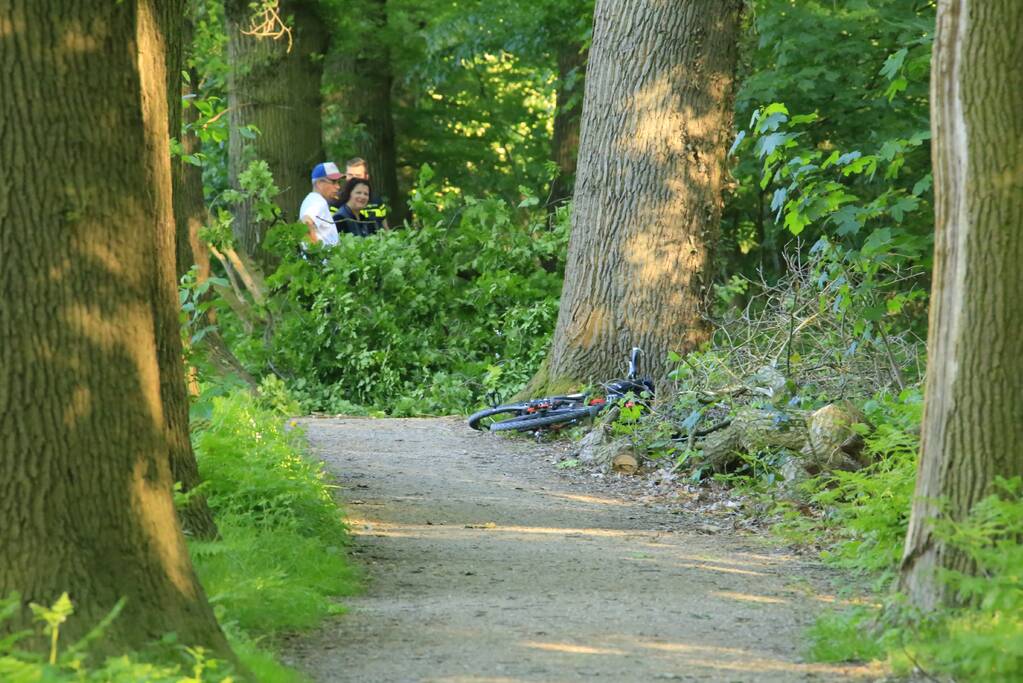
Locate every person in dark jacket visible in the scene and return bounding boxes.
[333,177,378,237]
[344,157,389,230]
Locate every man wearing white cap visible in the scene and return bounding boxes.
[299,162,343,246]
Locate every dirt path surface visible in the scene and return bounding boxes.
[288,417,881,683]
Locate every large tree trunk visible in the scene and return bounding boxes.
[226,0,329,264]
[330,0,404,224]
[549,41,587,208]
[526,0,742,395]
[0,0,231,656]
[899,0,1023,611]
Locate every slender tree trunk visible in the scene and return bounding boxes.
[0,0,231,656]
[549,41,587,208]
[176,66,212,282]
[163,15,220,541]
[178,53,258,392]
[331,0,404,224]
[526,0,742,395]
[226,0,329,264]
[899,0,1023,611]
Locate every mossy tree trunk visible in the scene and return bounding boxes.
[226,0,329,265]
[0,0,231,656]
[899,0,1023,611]
[526,0,742,395]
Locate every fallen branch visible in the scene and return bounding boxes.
[240,1,293,52]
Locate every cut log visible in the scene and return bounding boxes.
[611,452,639,475]
[698,407,808,472]
[798,402,868,474]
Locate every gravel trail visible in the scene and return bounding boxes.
[287,417,881,683]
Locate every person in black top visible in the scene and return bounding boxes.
[333,177,378,237]
[344,157,389,231]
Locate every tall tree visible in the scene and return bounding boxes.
[899,0,1023,611]
[165,13,220,541]
[548,39,587,208]
[0,0,231,655]
[226,0,329,264]
[327,0,404,224]
[526,0,742,394]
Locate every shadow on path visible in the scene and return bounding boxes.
[287,417,882,683]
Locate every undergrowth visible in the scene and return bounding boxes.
[220,165,568,417]
[772,393,1023,682]
[190,389,360,645]
[804,477,1023,683]
[0,389,358,681]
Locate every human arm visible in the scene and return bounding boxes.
[302,215,321,243]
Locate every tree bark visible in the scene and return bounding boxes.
[226,0,329,264]
[549,40,587,208]
[329,0,404,224]
[526,0,742,395]
[899,0,1023,611]
[0,0,231,656]
[161,14,221,542]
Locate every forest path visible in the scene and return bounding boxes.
[287,417,881,683]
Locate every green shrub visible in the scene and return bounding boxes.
[767,390,922,588]
[895,477,1023,681]
[224,166,568,416]
[191,391,359,641]
[803,446,1023,682]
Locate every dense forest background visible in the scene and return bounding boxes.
[192,0,935,415]
[2,0,1021,680]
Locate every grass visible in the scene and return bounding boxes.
[0,388,360,681]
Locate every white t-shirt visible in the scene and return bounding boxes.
[299,192,340,246]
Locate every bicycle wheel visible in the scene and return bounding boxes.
[488,404,602,432]
[467,404,528,431]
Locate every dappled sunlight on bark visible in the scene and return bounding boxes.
[532,0,741,394]
[131,459,197,598]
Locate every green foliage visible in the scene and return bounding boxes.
[0,593,235,682]
[224,166,568,415]
[798,391,921,581]
[179,267,229,347]
[904,477,1023,681]
[791,396,1023,683]
[805,607,888,664]
[723,0,935,281]
[185,0,233,199]
[324,0,593,203]
[806,479,1023,682]
[190,390,359,638]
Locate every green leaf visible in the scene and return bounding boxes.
[784,209,811,236]
[517,195,539,208]
[831,206,864,236]
[880,48,908,80]
[912,173,933,196]
[884,76,908,102]
[889,195,920,222]
[789,112,819,125]
[728,130,746,157]
[861,228,893,256]
[754,132,799,159]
